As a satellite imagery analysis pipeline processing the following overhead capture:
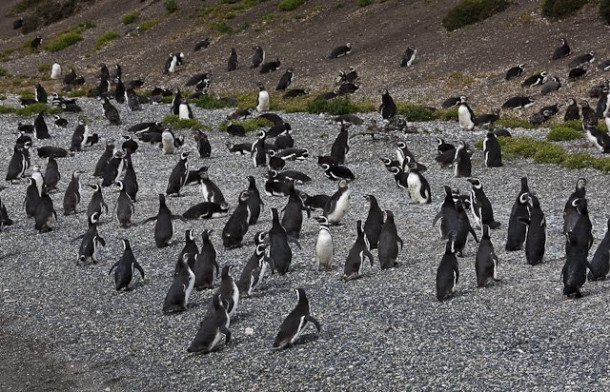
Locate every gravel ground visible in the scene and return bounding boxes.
[1,98,610,391]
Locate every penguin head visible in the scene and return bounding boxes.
[158,193,166,204]
[89,211,101,225]
[89,184,101,192]
[315,216,329,226]
[239,190,251,202]
[256,82,265,91]
[185,229,195,241]
[180,151,189,161]
[121,238,131,250]
[338,179,348,189]
[580,100,590,108]
[295,287,307,303]
[575,178,587,191]
[221,265,230,279]
[467,178,482,189]
[116,180,125,191]
[345,43,351,49]
[247,175,256,186]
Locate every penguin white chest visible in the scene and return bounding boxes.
[162,132,175,154]
[407,173,424,203]
[51,63,61,79]
[184,268,195,305]
[178,104,190,120]
[458,105,474,130]
[585,130,603,151]
[169,57,178,73]
[328,190,350,224]
[256,91,270,112]
[316,229,334,266]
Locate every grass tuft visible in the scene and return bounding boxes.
[122,11,141,24]
[546,125,583,141]
[95,31,120,50]
[397,102,439,121]
[279,0,306,11]
[163,115,205,130]
[442,0,509,31]
[542,0,588,20]
[45,31,82,53]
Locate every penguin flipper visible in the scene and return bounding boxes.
[364,250,375,266]
[134,261,145,279]
[98,236,106,247]
[469,226,479,243]
[432,212,442,227]
[71,234,85,242]
[108,260,120,275]
[221,326,231,344]
[140,215,158,224]
[517,217,531,226]
[171,214,187,222]
[397,236,404,251]
[454,264,460,284]
[305,315,321,332]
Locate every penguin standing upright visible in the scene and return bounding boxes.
[198,168,226,205]
[161,129,184,155]
[400,47,417,67]
[34,112,50,139]
[562,233,591,298]
[70,120,89,152]
[122,152,138,201]
[552,38,571,60]
[163,254,195,313]
[193,229,219,290]
[6,146,27,182]
[405,162,431,204]
[276,68,294,91]
[273,288,321,350]
[268,207,300,274]
[108,239,144,291]
[255,82,269,112]
[563,178,586,234]
[115,77,125,104]
[363,194,384,250]
[166,152,189,197]
[246,175,264,225]
[34,187,56,233]
[588,218,610,281]
[228,48,238,71]
[564,97,580,121]
[475,225,500,287]
[432,186,460,240]
[102,149,125,187]
[237,236,267,297]
[483,132,503,167]
[195,130,211,158]
[179,100,193,120]
[436,240,459,301]
[566,198,593,253]
[115,180,134,228]
[63,170,82,215]
[24,178,40,218]
[187,294,231,354]
[214,266,239,319]
[330,123,350,164]
[519,193,546,265]
[342,220,374,281]
[379,89,397,120]
[251,130,267,167]
[251,46,265,68]
[323,180,351,225]
[77,212,106,265]
[101,97,121,125]
[142,194,185,248]
[314,216,334,270]
[377,210,403,269]
[86,184,108,221]
[585,127,610,153]
[453,199,478,257]
[93,141,115,177]
[43,157,60,191]
[281,184,309,238]
[35,83,47,103]
[468,178,500,229]
[506,177,530,251]
[125,88,142,111]
[453,141,472,178]
[176,229,199,275]
[221,191,251,249]
[457,96,475,130]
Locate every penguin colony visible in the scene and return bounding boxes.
[3,22,610,368]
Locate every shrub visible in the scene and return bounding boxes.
[0,67,9,77]
[219,118,272,133]
[164,0,178,15]
[45,31,82,52]
[561,120,583,131]
[495,116,535,129]
[546,126,583,141]
[442,0,509,31]
[592,157,610,172]
[15,103,62,116]
[215,21,233,34]
[440,106,459,121]
[95,31,120,50]
[37,63,51,73]
[122,11,140,24]
[279,0,306,11]
[542,0,588,20]
[138,18,160,32]
[601,0,610,24]
[397,102,439,121]
[14,0,45,13]
[192,95,234,109]
[163,115,204,129]
[562,152,595,169]
[533,144,566,164]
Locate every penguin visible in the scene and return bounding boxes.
[505,177,530,251]
[562,233,591,298]
[163,253,196,313]
[194,130,211,158]
[521,72,547,88]
[34,187,56,233]
[86,184,108,221]
[330,123,350,163]
[93,141,115,177]
[43,157,60,191]
[125,88,142,111]
[164,52,184,74]
[436,240,459,301]
[186,73,209,87]
[115,77,125,104]
[323,179,351,225]
[214,266,239,319]
[37,146,71,159]
[311,216,334,271]
[569,51,595,68]
[453,198,478,257]
[379,89,397,120]
[475,224,500,287]
[63,170,82,215]
[483,132,503,167]
[69,120,89,152]
[563,178,586,234]
[274,130,294,150]
[328,43,351,59]
[198,168,227,205]
[342,220,374,281]
[255,82,270,112]
[432,186,460,240]
[13,16,24,30]
[502,96,535,109]
[453,141,472,178]
[505,64,525,81]
[363,194,384,250]
[457,96,475,130]
[115,180,134,228]
[0,196,13,228]
[34,112,50,140]
[140,194,181,247]
[568,67,587,80]
[35,83,47,103]
[281,184,309,238]
[541,76,562,96]
[268,170,311,185]
[564,97,580,121]
[30,35,42,50]
[166,152,189,197]
[268,207,300,274]
[101,97,121,125]
[468,178,501,229]
[580,100,598,129]
[6,146,27,182]
[246,175,264,225]
[552,38,570,60]
[251,130,267,167]
[182,200,229,220]
[227,48,238,71]
[77,212,106,265]
[24,178,40,218]
[187,294,231,354]
[193,229,219,290]
[585,127,610,153]
[251,46,265,68]
[194,38,210,51]
[300,192,331,212]
[272,288,321,350]
[320,163,355,182]
[259,58,281,74]
[378,210,403,269]
[30,166,44,197]
[400,47,417,67]
[176,230,199,275]
[122,152,138,202]
[519,193,546,265]
[108,239,144,291]
[179,100,193,120]
[226,121,246,137]
[405,162,431,204]
[565,198,593,254]
[276,68,294,91]
[101,149,125,187]
[237,237,267,297]
[264,177,294,197]
[221,191,251,249]
[588,218,610,281]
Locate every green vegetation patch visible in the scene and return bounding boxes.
[8,103,62,116]
[0,67,10,77]
[306,97,374,115]
[45,31,82,53]
[164,0,178,15]
[95,31,120,50]
[397,102,439,122]
[163,115,205,130]
[139,18,160,32]
[279,0,307,11]
[219,117,273,133]
[546,125,583,141]
[122,11,141,24]
[442,0,509,31]
[192,95,234,110]
[542,0,588,20]
[358,0,374,6]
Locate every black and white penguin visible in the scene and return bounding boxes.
[214,266,239,319]
[563,178,586,234]
[475,224,500,287]
[166,152,189,197]
[37,146,71,159]
[34,112,50,139]
[251,46,265,68]
[194,130,211,158]
[93,141,114,177]
[505,177,530,251]
[552,38,570,60]
[142,194,184,248]
[585,126,610,153]
[436,240,459,301]
[35,83,47,103]
[251,130,267,167]
[564,97,580,121]
[193,229,219,290]
[281,184,309,238]
[194,38,209,51]
[115,180,134,228]
[323,179,351,225]
[24,178,40,218]
[101,149,125,187]
[13,16,24,30]
[328,43,351,59]
[502,96,535,109]
[568,67,587,80]
[273,147,308,161]
[272,288,321,350]
[405,162,431,204]
[182,200,229,220]
[163,254,195,313]
[363,194,384,250]
[483,132,503,167]
[457,96,475,130]
[342,220,374,281]
[519,193,546,265]
[255,82,270,112]
[114,77,125,104]
[274,129,294,150]
[521,71,547,88]
[569,51,595,68]
[175,230,199,275]
[69,120,88,152]
[86,184,108,221]
[468,178,500,229]
[237,235,267,297]
[562,233,591,298]
[121,153,138,202]
[123,87,141,111]
[541,76,562,96]
[433,186,460,240]
[320,163,355,182]
[566,198,593,253]
[588,218,610,281]
[179,100,193,120]
[228,48,238,71]
[313,216,334,271]
[63,170,82,215]
[378,210,403,269]
[108,239,144,291]
[246,175,264,225]
[268,207,300,274]
[400,47,417,67]
[42,157,60,191]
[53,115,68,128]
[453,141,472,178]
[505,64,525,81]
[380,89,397,120]
[198,168,226,205]
[101,97,121,125]
[161,129,184,155]
[264,177,293,197]
[6,146,27,182]
[276,68,294,91]
[222,191,251,249]
[34,187,56,233]
[77,212,106,265]
[580,100,598,129]
[187,294,231,354]
[260,58,281,74]
[453,198,478,257]
[164,52,184,74]
[30,35,42,50]
[330,123,350,163]
[268,170,311,185]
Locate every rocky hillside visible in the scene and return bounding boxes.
[1,0,609,111]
